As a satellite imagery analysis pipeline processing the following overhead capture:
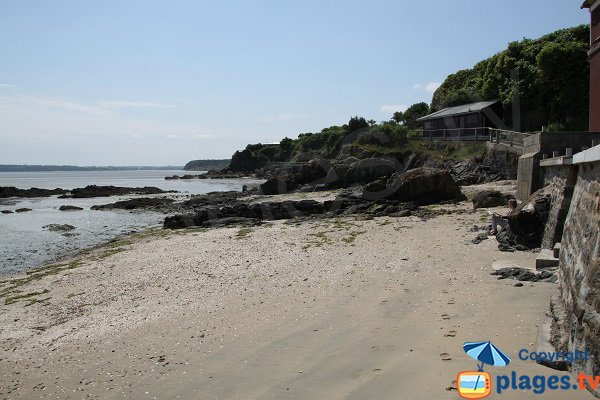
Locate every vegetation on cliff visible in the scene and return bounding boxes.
[183,159,231,171]
[431,25,590,131]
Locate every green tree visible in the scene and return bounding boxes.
[429,25,590,131]
[347,116,369,132]
[403,102,430,129]
[392,111,405,124]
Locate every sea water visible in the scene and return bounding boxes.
[0,170,264,275]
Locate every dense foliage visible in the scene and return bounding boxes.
[243,117,409,163]
[183,159,230,171]
[431,25,590,131]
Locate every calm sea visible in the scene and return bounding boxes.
[0,170,264,275]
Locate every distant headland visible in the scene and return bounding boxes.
[0,165,184,172]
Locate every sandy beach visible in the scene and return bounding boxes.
[0,197,591,399]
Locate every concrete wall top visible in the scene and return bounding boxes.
[573,144,600,164]
[533,132,600,157]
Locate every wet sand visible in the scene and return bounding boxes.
[0,201,590,399]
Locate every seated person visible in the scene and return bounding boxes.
[490,198,518,235]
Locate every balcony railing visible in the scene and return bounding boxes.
[414,127,531,147]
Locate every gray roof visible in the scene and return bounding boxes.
[417,100,499,122]
[581,0,595,8]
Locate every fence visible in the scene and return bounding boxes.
[412,127,531,148]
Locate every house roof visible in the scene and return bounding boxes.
[417,100,500,122]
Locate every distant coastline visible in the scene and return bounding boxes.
[0,165,184,172]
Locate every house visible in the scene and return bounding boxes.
[583,0,600,131]
[416,100,504,139]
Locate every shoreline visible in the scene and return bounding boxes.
[0,196,586,399]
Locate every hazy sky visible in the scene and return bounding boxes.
[0,1,589,166]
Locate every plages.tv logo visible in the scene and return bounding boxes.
[457,341,511,399]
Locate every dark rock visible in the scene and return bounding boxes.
[384,168,465,205]
[164,200,326,229]
[472,190,515,209]
[514,282,524,287]
[495,187,551,250]
[15,208,32,213]
[324,164,350,185]
[446,160,503,186]
[0,186,67,198]
[1,210,14,214]
[166,170,251,180]
[229,149,269,172]
[183,191,246,208]
[296,159,329,185]
[60,185,174,198]
[472,232,489,244]
[346,158,397,184]
[59,205,84,211]
[164,214,197,229]
[91,198,175,210]
[43,224,76,232]
[491,267,556,283]
[363,179,387,194]
[260,176,297,195]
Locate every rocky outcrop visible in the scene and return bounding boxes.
[15,208,32,213]
[296,159,329,184]
[165,170,250,180]
[491,267,556,283]
[60,185,174,198]
[91,198,175,211]
[472,190,515,209]
[496,187,551,251]
[164,200,327,229]
[43,224,76,232]
[229,149,269,172]
[0,186,67,198]
[183,191,246,209]
[260,176,297,195]
[345,158,397,184]
[446,161,504,186]
[383,168,465,204]
[59,205,83,211]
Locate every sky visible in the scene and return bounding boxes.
[0,0,590,166]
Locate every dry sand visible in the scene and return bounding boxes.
[0,199,591,399]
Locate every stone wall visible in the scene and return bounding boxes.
[540,162,578,249]
[516,132,600,200]
[517,152,540,200]
[552,148,600,395]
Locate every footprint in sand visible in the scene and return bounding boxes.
[440,353,452,361]
[371,345,396,352]
[445,331,457,337]
[447,299,455,305]
[441,314,451,320]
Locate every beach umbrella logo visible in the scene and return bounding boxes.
[456,342,511,399]
[463,341,511,370]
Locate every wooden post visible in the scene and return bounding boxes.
[475,129,478,142]
[510,132,514,147]
[458,129,461,143]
